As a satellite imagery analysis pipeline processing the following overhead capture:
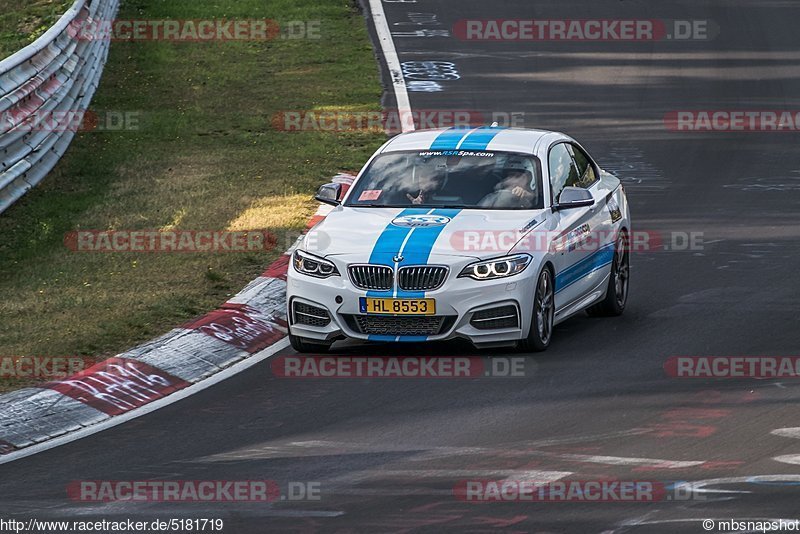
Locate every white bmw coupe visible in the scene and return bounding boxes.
[287,126,630,352]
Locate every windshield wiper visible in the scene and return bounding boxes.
[348,204,478,209]
[349,204,409,208]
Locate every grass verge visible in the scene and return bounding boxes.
[0,0,73,60]
[0,0,385,392]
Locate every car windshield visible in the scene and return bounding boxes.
[344,150,544,209]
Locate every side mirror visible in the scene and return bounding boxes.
[315,183,342,206]
[553,186,594,211]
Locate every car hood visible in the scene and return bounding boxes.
[301,206,547,262]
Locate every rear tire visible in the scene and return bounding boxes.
[518,267,555,353]
[586,232,629,317]
[289,333,332,354]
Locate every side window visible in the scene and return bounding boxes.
[567,144,598,189]
[548,143,579,202]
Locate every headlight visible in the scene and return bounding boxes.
[458,254,532,280]
[292,250,339,278]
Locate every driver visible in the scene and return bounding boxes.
[479,159,537,208]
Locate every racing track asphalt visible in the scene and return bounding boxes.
[2,1,800,532]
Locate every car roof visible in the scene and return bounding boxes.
[381,126,561,155]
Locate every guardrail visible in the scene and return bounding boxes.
[0,0,119,215]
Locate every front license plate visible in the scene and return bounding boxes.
[359,298,436,315]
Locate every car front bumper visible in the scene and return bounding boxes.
[287,260,538,347]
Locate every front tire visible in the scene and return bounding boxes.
[289,333,332,353]
[518,267,555,352]
[586,231,629,317]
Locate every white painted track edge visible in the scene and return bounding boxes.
[367,0,414,133]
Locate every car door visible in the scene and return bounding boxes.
[548,142,606,312]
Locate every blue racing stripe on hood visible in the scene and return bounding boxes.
[393,208,462,298]
[367,208,426,266]
[363,209,462,343]
[399,208,461,266]
[458,126,506,150]
[366,208,426,298]
[365,208,462,299]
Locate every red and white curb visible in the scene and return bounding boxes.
[0,174,354,462]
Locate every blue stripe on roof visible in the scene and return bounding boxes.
[429,127,474,150]
[458,126,506,150]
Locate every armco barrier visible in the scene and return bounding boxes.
[0,0,119,215]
